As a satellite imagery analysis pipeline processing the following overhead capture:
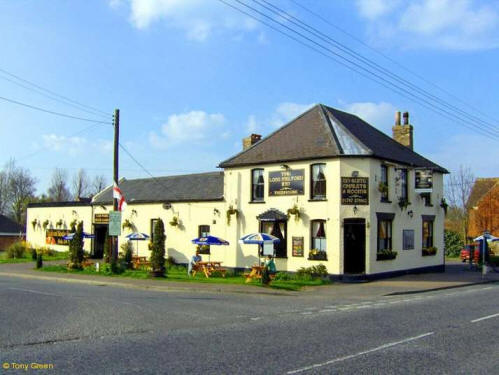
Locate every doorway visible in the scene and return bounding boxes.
[259,221,287,258]
[343,218,366,274]
[92,224,108,259]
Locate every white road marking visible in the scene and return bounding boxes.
[301,312,313,315]
[287,332,434,374]
[250,317,261,321]
[471,312,499,323]
[8,287,61,297]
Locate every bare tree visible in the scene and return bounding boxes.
[0,159,16,215]
[47,168,71,202]
[72,169,90,199]
[445,165,475,243]
[91,175,107,196]
[9,163,37,225]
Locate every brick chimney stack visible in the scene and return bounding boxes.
[392,111,413,150]
[242,133,262,150]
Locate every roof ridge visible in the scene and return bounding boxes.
[218,104,319,167]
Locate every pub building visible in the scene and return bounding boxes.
[27,104,447,280]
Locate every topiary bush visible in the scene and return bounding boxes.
[150,218,166,277]
[68,222,84,270]
[444,230,464,257]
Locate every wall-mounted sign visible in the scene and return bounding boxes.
[269,169,305,196]
[415,169,433,193]
[108,211,122,236]
[292,236,304,257]
[341,177,369,205]
[46,229,70,246]
[94,213,109,224]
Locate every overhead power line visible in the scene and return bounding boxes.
[286,0,499,127]
[0,67,110,118]
[0,95,113,125]
[217,0,498,140]
[255,0,498,135]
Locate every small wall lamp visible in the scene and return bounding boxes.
[353,206,358,214]
[214,208,220,215]
[407,210,414,218]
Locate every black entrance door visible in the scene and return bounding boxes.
[93,224,108,259]
[343,218,366,274]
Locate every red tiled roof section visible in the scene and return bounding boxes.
[467,178,499,208]
[219,105,339,167]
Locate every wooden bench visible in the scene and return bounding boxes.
[192,262,226,278]
[132,256,151,270]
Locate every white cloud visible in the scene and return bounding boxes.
[42,134,87,156]
[355,0,499,50]
[112,0,260,41]
[244,102,315,134]
[341,101,397,133]
[356,0,400,20]
[149,110,227,149]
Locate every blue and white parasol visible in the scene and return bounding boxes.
[239,233,280,245]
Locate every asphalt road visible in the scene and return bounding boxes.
[1,276,498,374]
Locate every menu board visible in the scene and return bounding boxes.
[292,236,304,257]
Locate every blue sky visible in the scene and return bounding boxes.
[1,0,498,194]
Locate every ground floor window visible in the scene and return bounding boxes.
[310,220,327,260]
[377,219,392,251]
[422,219,434,249]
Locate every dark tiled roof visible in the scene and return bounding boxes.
[0,215,23,234]
[27,201,91,208]
[467,178,499,208]
[219,104,448,173]
[92,172,224,204]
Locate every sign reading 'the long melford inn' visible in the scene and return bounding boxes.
[269,169,305,196]
[341,177,369,205]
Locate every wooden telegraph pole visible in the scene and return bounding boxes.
[112,108,120,265]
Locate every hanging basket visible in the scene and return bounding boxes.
[226,205,239,225]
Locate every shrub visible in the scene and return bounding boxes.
[274,272,294,281]
[36,254,43,269]
[377,249,398,260]
[444,230,463,257]
[36,247,57,256]
[296,264,328,280]
[120,242,133,269]
[422,247,438,256]
[150,218,166,277]
[99,262,125,275]
[6,241,29,259]
[165,256,176,267]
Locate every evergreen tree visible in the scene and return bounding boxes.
[68,221,84,269]
[103,231,111,263]
[150,218,166,277]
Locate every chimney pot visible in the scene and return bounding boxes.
[403,111,409,125]
[395,111,401,125]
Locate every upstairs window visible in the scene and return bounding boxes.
[421,193,432,206]
[150,218,159,243]
[399,169,408,200]
[251,169,264,201]
[380,165,389,202]
[311,164,326,199]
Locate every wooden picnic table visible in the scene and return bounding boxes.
[132,256,151,270]
[244,265,264,283]
[192,261,226,278]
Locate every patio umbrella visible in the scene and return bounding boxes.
[239,233,280,263]
[125,232,150,257]
[191,235,229,261]
[62,232,95,240]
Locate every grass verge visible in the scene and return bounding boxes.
[0,251,69,264]
[38,264,330,291]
